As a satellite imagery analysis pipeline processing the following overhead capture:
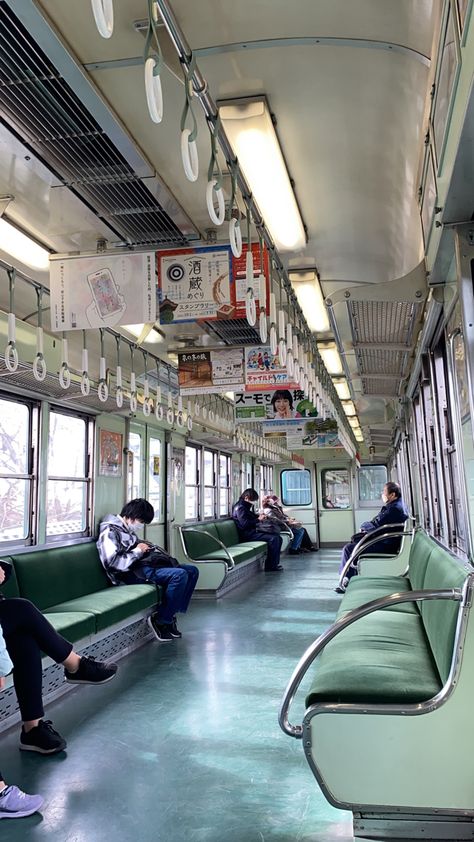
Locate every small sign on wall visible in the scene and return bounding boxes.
[99,430,123,477]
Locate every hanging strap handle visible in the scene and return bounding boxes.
[180,54,198,141]
[5,268,18,372]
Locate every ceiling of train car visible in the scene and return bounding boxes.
[0,0,440,456]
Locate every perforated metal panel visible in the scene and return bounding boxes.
[356,348,409,378]
[203,319,261,345]
[0,2,189,248]
[349,301,422,346]
[361,377,401,397]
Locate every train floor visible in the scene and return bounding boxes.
[1,549,357,842]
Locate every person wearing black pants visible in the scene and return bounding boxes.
[0,567,118,754]
[232,489,283,571]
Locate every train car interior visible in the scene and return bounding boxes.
[0,0,473,839]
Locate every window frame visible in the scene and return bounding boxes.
[321,467,351,510]
[0,393,38,548]
[46,406,93,543]
[281,469,312,507]
[185,443,233,522]
[185,444,200,522]
[357,464,388,508]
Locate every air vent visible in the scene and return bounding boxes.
[356,348,409,378]
[362,377,401,397]
[349,301,422,346]
[0,3,189,248]
[203,319,261,345]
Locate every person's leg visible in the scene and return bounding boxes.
[289,527,305,551]
[254,532,282,570]
[338,542,356,574]
[141,566,189,624]
[176,563,199,613]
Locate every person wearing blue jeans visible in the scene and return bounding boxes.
[232,489,283,571]
[97,499,199,642]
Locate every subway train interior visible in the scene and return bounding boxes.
[0,0,473,839]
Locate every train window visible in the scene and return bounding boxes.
[242,457,253,492]
[148,437,162,523]
[0,397,36,545]
[321,469,351,509]
[219,454,231,517]
[358,465,387,505]
[203,449,217,518]
[47,410,91,539]
[261,464,274,495]
[281,469,311,506]
[185,445,200,521]
[128,432,142,499]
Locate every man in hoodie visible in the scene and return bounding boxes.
[97,499,199,643]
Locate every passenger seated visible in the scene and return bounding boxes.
[232,489,283,571]
[0,563,117,757]
[336,481,408,593]
[0,624,43,820]
[97,498,199,643]
[261,494,316,554]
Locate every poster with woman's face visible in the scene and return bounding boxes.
[235,389,317,424]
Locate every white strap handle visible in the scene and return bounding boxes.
[187,415,193,431]
[286,349,294,378]
[59,338,71,389]
[181,128,199,182]
[259,310,268,344]
[5,312,18,372]
[116,365,123,408]
[33,326,46,381]
[166,408,174,424]
[155,403,164,421]
[229,218,242,258]
[269,324,278,356]
[130,372,137,412]
[144,57,163,124]
[98,356,108,402]
[206,180,225,225]
[245,290,257,326]
[91,0,113,39]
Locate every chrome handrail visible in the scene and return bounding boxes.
[175,525,235,569]
[338,524,414,587]
[278,587,463,739]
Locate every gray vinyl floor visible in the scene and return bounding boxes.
[1,549,357,841]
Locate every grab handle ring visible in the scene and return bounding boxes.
[166,407,174,425]
[91,0,114,39]
[245,289,257,327]
[144,56,163,123]
[59,363,71,390]
[81,372,91,396]
[33,353,47,382]
[259,310,268,344]
[98,380,109,402]
[5,342,18,373]
[155,403,164,421]
[181,128,199,182]
[206,180,225,226]
[229,217,242,258]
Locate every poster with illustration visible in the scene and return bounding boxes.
[158,247,232,323]
[230,242,270,318]
[99,430,123,477]
[50,253,155,330]
[235,389,317,423]
[244,345,299,393]
[178,348,245,395]
[285,419,341,450]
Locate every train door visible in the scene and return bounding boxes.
[127,422,166,548]
[317,464,354,547]
[279,467,318,546]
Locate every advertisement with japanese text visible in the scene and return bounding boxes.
[235,389,317,423]
[178,348,245,395]
[285,419,341,450]
[244,345,299,393]
[50,253,156,331]
[158,247,232,324]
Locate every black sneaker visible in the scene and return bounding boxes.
[169,617,182,639]
[20,720,66,754]
[264,564,284,572]
[147,614,173,642]
[65,656,118,685]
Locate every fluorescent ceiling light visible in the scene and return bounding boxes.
[333,377,351,400]
[318,342,343,375]
[219,98,306,252]
[354,430,364,442]
[348,417,360,429]
[123,324,164,344]
[341,400,356,416]
[225,392,235,401]
[289,270,330,333]
[0,218,50,270]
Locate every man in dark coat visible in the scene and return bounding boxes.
[232,489,283,571]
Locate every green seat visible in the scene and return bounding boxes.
[43,611,96,644]
[47,585,157,633]
[338,577,417,616]
[306,611,441,706]
[182,524,221,559]
[194,544,260,564]
[215,520,240,547]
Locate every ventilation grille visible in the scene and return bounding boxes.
[356,348,409,378]
[203,319,261,345]
[0,3,188,248]
[349,301,421,346]
[361,377,401,397]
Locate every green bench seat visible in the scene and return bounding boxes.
[280,529,474,822]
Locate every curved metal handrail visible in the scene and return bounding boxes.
[278,587,463,739]
[175,525,235,569]
[338,523,413,587]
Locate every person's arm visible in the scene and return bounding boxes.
[369,502,407,531]
[233,503,258,532]
[97,525,146,573]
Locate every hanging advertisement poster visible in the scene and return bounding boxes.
[235,389,317,423]
[285,418,341,450]
[99,429,123,477]
[50,253,155,331]
[230,242,270,319]
[178,348,245,395]
[158,247,233,324]
[244,345,299,393]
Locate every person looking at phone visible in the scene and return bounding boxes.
[97,499,199,643]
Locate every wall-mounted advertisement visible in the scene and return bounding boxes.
[230,242,269,319]
[244,346,298,393]
[178,348,245,395]
[50,253,156,331]
[158,247,232,324]
[285,419,341,450]
[235,389,317,423]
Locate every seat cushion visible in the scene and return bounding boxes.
[408,530,436,591]
[338,577,418,616]
[306,611,442,707]
[182,524,220,559]
[215,519,240,547]
[194,543,262,564]
[43,611,96,644]
[11,544,111,610]
[47,585,158,633]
